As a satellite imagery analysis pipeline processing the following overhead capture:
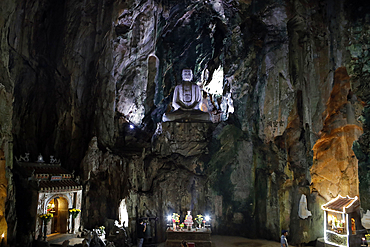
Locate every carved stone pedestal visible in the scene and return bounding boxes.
[153,122,212,157]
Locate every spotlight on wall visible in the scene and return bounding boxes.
[204,215,211,229]
[167,215,172,222]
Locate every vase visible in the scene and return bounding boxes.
[173,222,176,230]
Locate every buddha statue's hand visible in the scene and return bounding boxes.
[175,98,200,110]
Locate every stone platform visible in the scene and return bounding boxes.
[45,233,84,246]
[316,236,366,247]
[165,228,212,247]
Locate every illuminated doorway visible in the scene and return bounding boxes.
[47,197,68,233]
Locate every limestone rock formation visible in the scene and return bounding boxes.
[0,0,370,246]
[311,67,363,201]
[152,122,211,157]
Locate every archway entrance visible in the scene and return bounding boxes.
[48,197,68,233]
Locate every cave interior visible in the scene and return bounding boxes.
[1,0,370,246]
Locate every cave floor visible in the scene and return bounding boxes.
[210,235,292,247]
[48,234,294,247]
[158,235,295,247]
[47,233,83,246]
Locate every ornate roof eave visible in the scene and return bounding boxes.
[39,185,83,193]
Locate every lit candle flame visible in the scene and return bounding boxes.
[1,233,4,238]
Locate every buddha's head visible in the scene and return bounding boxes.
[182,69,193,82]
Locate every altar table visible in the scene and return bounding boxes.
[165,228,212,247]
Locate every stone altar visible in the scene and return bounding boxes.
[165,228,212,247]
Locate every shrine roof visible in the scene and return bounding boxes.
[321,195,359,213]
[17,162,72,176]
[39,179,82,192]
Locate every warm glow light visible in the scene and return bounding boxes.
[205,215,210,222]
[1,233,4,238]
[167,215,172,221]
[322,195,354,247]
[51,203,55,208]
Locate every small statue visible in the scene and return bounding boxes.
[15,153,29,162]
[50,156,60,164]
[298,194,312,219]
[351,218,356,234]
[184,211,193,231]
[162,69,211,122]
[36,154,45,163]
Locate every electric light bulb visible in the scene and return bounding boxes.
[167,215,172,221]
[205,215,210,221]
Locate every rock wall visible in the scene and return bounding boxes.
[0,150,8,246]
[0,1,14,244]
[311,67,362,201]
[349,2,370,213]
[0,0,370,246]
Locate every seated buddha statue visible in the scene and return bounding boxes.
[162,69,211,122]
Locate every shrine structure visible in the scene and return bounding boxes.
[321,195,364,247]
[14,154,82,240]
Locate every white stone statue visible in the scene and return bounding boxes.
[298,194,312,219]
[172,69,202,111]
[162,69,211,122]
[361,210,370,229]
